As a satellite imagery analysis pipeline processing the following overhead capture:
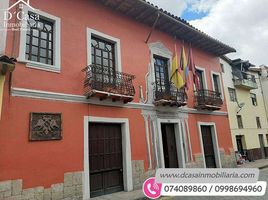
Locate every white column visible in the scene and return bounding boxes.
[0,0,9,54]
[185,119,193,162]
[143,114,152,169]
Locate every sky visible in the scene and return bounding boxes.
[149,0,268,66]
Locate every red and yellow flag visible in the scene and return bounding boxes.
[171,44,184,89]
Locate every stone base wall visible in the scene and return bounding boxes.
[0,171,83,200]
[186,154,204,168]
[246,148,265,161]
[132,160,155,190]
[187,150,237,168]
[220,149,237,168]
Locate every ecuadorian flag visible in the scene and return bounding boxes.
[171,44,184,89]
[180,46,189,89]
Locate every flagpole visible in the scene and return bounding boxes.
[175,37,179,104]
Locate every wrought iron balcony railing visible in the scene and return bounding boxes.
[154,82,187,107]
[194,89,223,110]
[83,65,135,103]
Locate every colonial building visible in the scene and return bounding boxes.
[0,0,236,199]
[221,57,268,162]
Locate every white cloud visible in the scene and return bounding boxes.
[149,0,268,66]
[190,0,268,66]
[148,0,187,16]
[188,0,219,13]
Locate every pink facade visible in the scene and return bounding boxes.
[0,0,236,198]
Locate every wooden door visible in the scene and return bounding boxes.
[89,123,123,197]
[201,126,216,168]
[259,134,266,159]
[161,124,179,168]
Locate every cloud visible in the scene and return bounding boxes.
[190,0,268,66]
[148,0,187,16]
[188,0,219,13]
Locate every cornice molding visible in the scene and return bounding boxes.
[11,87,228,116]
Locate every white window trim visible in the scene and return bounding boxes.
[17,7,61,73]
[197,122,222,168]
[195,66,208,90]
[148,42,173,103]
[156,118,186,169]
[86,28,122,72]
[211,71,224,100]
[83,116,133,199]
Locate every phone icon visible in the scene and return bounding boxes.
[147,183,157,195]
[143,177,162,199]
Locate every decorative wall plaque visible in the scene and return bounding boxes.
[29,113,62,141]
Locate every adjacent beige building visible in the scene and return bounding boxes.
[221,57,268,161]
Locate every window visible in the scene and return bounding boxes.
[250,93,257,106]
[196,69,205,90]
[91,36,116,83]
[228,88,237,102]
[220,63,225,73]
[26,12,54,65]
[256,117,262,129]
[212,73,222,94]
[87,28,121,72]
[18,8,61,72]
[266,134,268,145]
[237,115,243,129]
[91,36,115,68]
[153,55,170,93]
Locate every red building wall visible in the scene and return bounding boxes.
[0,0,233,189]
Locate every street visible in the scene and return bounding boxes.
[172,168,268,200]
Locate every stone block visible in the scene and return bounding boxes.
[63,186,75,198]
[51,184,63,193]
[34,192,44,200]
[75,185,83,197]
[43,188,51,200]
[51,184,63,200]
[12,180,22,196]
[72,172,82,186]
[4,195,22,200]
[51,191,63,200]
[21,188,35,200]
[64,173,73,187]
[0,181,11,192]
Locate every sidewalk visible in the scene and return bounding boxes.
[91,160,268,200]
[91,190,145,200]
[237,158,268,169]
[90,190,172,200]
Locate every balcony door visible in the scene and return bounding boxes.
[154,55,170,97]
[91,36,116,89]
[196,69,205,90]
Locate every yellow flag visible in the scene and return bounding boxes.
[171,47,184,89]
[0,75,5,119]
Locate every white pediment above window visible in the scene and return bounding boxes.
[148,41,173,57]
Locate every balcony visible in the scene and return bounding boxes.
[154,83,187,107]
[83,65,135,103]
[194,89,223,111]
[233,72,258,90]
